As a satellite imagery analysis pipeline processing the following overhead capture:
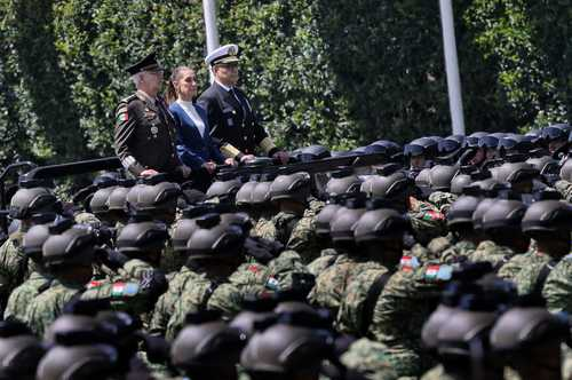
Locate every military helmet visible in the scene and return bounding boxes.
[172,218,201,253]
[404,137,438,158]
[436,310,497,358]
[171,312,246,371]
[116,221,169,254]
[291,145,331,163]
[472,198,498,231]
[107,180,135,216]
[89,186,117,220]
[490,307,567,352]
[42,227,97,268]
[329,202,366,244]
[437,136,464,162]
[127,181,181,214]
[521,200,572,234]
[316,203,342,238]
[325,169,362,197]
[429,165,459,192]
[559,158,572,183]
[251,175,276,206]
[269,172,311,204]
[415,168,431,190]
[477,134,500,150]
[0,335,45,379]
[447,196,480,230]
[422,304,459,351]
[22,224,51,261]
[498,134,534,157]
[526,156,559,176]
[450,174,472,195]
[36,344,119,380]
[464,178,507,197]
[186,214,246,259]
[541,124,571,143]
[481,199,527,232]
[466,132,488,148]
[240,322,333,376]
[236,181,257,206]
[45,315,104,346]
[230,297,277,339]
[361,171,412,199]
[494,162,538,184]
[206,177,242,201]
[9,187,60,220]
[353,208,409,243]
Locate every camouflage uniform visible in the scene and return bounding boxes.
[4,270,53,322]
[428,191,458,215]
[554,180,572,202]
[497,249,534,281]
[438,240,476,264]
[307,248,339,277]
[25,280,85,336]
[250,216,277,240]
[511,250,555,295]
[165,274,243,340]
[73,212,101,227]
[541,254,572,314]
[270,212,300,245]
[367,261,454,377]
[469,240,518,267]
[421,364,455,380]
[340,338,399,379]
[0,230,28,300]
[285,199,325,264]
[408,196,447,246]
[308,255,387,316]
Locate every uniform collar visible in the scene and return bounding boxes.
[136,89,158,108]
[215,79,232,92]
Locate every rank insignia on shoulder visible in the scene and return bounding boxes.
[424,264,453,282]
[399,255,421,272]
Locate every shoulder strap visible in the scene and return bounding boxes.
[360,271,392,338]
[200,281,222,310]
[492,253,516,273]
[37,278,54,294]
[531,259,559,299]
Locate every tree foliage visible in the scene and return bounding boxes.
[0,0,570,166]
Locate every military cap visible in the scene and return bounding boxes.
[521,200,572,234]
[325,169,362,197]
[0,335,45,379]
[186,214,246,259]
[116,221,169,254]
[205,44,240,66]
[9,187,60,220]
[269,172,311,203]
[125,51,163,75]
[42,227,97,267]
[490,307,567,353]
[171,313,246,371]
[447,196,480,230]
[240,323,333,376]
[481,199,527,232]
[36,344,119,379]
[353,208,409,243]
[429,165,459,192]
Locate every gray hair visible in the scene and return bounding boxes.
[131,72,146,87]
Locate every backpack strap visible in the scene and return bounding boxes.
[360,271,392,338]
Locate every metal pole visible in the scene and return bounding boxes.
[202,0,220,83]
[439,0,466,135]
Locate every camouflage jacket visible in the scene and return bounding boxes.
[469,240,518,267]
[0,230,28,298]
[4,270,53,322]
[438,239,476,263]
[408,197,447,246]
[427,191,458,215]
[286,199,325,264]
[270,212,301,245]
[340,338,400,380]
[307,248,340,277]
[512,249,556,296]
[542,254,572,314]
[555,180,572,202]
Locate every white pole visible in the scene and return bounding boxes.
[202,0,220,83]
[439,0,466,135]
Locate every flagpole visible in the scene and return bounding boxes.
[202,0,220,83]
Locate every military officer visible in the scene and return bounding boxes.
[197,44,289,164]
[114,52,191,179]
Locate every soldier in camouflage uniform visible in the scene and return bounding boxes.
[248,173,279,239]
[510,200,572,297]
[336,207,409,336]
[3,216,59,321]
[0,186,61,311]
[469,199,530,270]
[307,197,368,316]
[516,200,572,307]
[361,171,446,246]
[426,164,459,214]
[307,201,343,276]
[165,214,247,340]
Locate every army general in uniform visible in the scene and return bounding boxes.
[114,52,192,179]
[197,44,288,164]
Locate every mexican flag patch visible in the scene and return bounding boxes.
[111,282,139,298]
[424,264,453,282]
[399,255,420,272]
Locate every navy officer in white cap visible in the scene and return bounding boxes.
[197,44,289,164]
